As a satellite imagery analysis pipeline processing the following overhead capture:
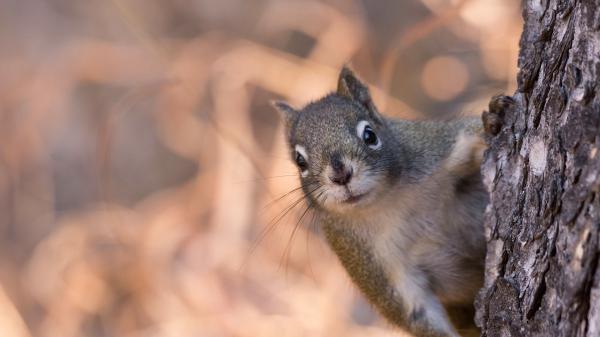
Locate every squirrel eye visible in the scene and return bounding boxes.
[362,126,378,146]
[294,145,309,176]
[295,152,308,171]
[356,121,382,150]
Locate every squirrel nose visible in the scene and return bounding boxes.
[329,156,353,185]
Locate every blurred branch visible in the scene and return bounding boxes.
[0,284,31,337]
[379,0,472,97]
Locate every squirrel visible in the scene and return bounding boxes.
[273,66,509,337]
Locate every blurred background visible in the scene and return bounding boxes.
[0,0,521,336]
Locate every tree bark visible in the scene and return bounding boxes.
[475,1,600,337]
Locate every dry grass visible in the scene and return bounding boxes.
[0,0,521,336]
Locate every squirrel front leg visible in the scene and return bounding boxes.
[442,131,486,177]
[324,223,460,337]
[387,269,460,337]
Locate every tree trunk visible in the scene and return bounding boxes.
[475,1,600,336]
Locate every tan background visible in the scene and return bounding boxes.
[0,0,521,336]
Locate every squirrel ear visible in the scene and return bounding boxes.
[272,100,297,127]
[337,66,382,123]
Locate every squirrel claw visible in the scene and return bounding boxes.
[482,95,515,136]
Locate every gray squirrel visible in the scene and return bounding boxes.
[273,66,509,337]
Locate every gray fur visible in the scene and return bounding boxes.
[274,67,486,337]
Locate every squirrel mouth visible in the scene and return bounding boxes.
[343,192,366,204]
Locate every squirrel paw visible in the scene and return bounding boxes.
[482,95,515,136]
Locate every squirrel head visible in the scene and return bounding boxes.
[273,67,404,215]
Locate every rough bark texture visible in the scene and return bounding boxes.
[475,1,600,337]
